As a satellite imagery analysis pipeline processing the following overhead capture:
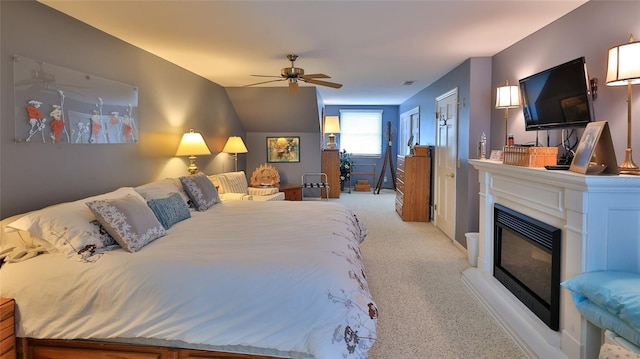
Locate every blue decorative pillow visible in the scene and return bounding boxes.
[562,271,640,333]
[180,172,221,211]
[147,192,191,229]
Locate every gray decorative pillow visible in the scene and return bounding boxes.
[147,192,191,229]
[86,194,166,252]
[180,172,221,211]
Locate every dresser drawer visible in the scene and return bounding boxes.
[0,299,15,359]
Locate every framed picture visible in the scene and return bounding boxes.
[267,136,300,163]
[570,121,618,175]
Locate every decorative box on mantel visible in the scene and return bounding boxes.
[502,146,558,167]
[465,159,640,359]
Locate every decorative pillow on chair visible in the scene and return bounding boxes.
[87,194,166,252]
[215,171,249,194]
[147,192,191,229]
[180,172,221,211]
[6,187,140,262]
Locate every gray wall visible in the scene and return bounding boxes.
[400,58,492,246]
[491,1,640,161]
[0,1,245,218]
[245,131,321,186]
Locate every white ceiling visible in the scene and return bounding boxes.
[39,0,587,105]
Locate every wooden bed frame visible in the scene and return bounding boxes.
[17,337,287,359]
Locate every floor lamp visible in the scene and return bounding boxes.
[495,81,520,147]
[606,34,640,175]
[222,136,248,172]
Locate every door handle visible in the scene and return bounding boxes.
[448,173,455,178]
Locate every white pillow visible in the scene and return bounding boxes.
[87,194,166,252]
[6,187,143,262]
[134,178,191,207]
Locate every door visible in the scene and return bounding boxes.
[434,89,457,240]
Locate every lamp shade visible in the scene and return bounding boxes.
[324,116,340,134]
[222,136,248,154]
[606,35,640,86]
[495,83,520,109]
[175,129,211,156]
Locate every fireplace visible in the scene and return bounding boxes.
[493,204,561,331]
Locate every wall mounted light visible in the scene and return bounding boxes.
[222,136,248,172]
[606,34,640,174]
[495,81,521,147]
[323,116,340,149]
[175,129,211,174]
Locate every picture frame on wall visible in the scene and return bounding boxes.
[570,121,618,175]
[266,136,300,163]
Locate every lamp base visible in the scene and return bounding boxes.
[187,155,199,175]
[326,133,337,149]
[618,148,640,175]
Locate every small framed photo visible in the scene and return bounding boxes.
[266,136,300,163]
[570,121,618,175]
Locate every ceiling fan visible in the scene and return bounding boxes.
[245,54,342,93]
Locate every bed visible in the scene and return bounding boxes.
[0,174,377,359]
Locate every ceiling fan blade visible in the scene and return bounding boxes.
[300,73,330,79]
[244,78,286,87]
[250,74,283,78]
[301,78,343,89]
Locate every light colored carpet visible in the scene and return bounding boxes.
[333,189,527,359]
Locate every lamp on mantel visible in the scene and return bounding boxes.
[495,81,521,147]
[175,129,212,174]
[222,136,248,172]
[324,116,340,149]
[606,34,640,175]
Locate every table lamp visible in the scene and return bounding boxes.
[175,129,212,174]
[324,116,340,149]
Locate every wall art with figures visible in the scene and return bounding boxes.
[13,55,138,144]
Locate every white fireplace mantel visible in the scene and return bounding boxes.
[464,159,640,359]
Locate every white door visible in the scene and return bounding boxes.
[434,89,457,240]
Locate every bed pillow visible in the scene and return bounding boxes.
[180,172,220,211]
[134,178,191,207]
[5,187,140,262]
[87,194,166,252]
[562,271,640,333]
[147,192,191,229]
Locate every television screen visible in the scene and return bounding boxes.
[519,57,594,131]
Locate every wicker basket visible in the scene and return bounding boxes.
[502,146,558,167]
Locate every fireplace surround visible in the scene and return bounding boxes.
[466,160,640,359]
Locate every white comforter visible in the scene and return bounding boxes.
[0,200,377,359]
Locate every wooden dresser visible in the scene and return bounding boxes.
[0,298,15,359]
[395,155,431,222]
[321,149,340,198]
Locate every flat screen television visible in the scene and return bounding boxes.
[519,57,594,131]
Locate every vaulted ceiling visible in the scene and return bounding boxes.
[38,1,587,106]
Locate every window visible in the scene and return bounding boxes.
[339,110,383,156]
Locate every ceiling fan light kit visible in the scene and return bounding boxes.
[245,54,342,92]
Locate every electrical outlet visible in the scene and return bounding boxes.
[383,176,388,182]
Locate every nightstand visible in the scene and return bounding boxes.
[0,298,15,359]
[278,184,302,201]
